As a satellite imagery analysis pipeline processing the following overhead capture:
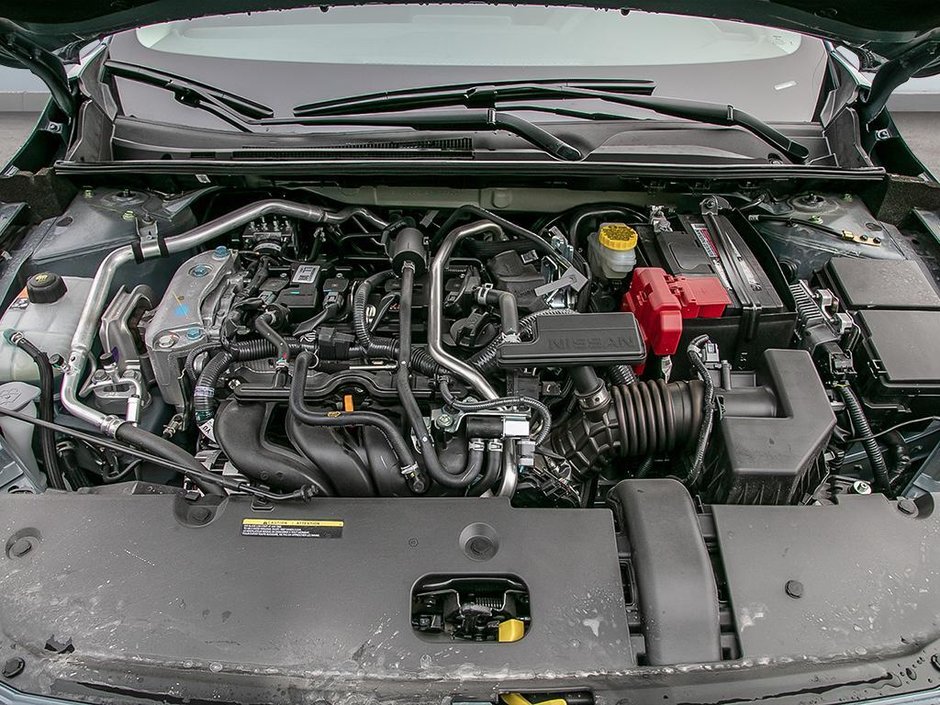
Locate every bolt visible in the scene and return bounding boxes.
[785,579,804,599]
[808,215,824,224]
[9,538,32,558]
[122,210,136,221]
[82,187,94,199]
[212,245,229,260]
[1,657,25,678]
[155,333,178,350]
[190,264,211,278]
[842,193,854,202]
[436,414,453,429]
[852,480,872,495]
[898,498,918,516]
[186,327,203,341]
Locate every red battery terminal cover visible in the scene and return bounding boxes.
[622,267,730,356]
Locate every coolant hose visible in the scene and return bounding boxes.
[477,287,519,338]
[397,264,483,490]
[6,331,67,490]
[468,444,503,496]
[290,351,419,478]
[114,423,223,495]
[839,385,892,495]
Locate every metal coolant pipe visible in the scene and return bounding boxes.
[61,199,388,434]
[428,220,503,401]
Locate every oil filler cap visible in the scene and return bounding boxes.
[26,272,67,304]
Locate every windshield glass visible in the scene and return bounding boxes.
[137,7,804,67]
[111,4,828,125]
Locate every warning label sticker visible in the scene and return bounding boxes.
[241,518,344,539]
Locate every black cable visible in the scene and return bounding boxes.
[838,385,892,496]
[369,293,398,334]
[0,405,312,501]
[845,416,940,442]
[6,331,68,490]
[295,301,340,336]
[684,335,715,487]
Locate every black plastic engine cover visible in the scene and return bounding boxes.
[0,495,632,678]
[497,312,646,368]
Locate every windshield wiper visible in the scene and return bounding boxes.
[293,80,809,163]
[294,78,656,116]
[270,108,584,161]
[104,60,275,132]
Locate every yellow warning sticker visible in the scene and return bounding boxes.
[241,518,344,538]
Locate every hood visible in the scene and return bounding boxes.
[0,0,938,120]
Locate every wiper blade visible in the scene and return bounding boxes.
[295,80,809,163]
[293,78,656,116]
[104,60,275,132]
[270,108,583,161]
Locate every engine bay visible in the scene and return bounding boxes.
[3,187,936,507]
[1,183,940,696]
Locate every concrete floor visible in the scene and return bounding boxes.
[0,111,935,173]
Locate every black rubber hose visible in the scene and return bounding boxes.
[193,349,234,424]
[396,264,481,490]
[114,423,224,496]
[254,315,291,363]
[478,287,519,337]
[7,332,67,490]
[468,446,503,496]
[290,351,418,476]
[839,385,892,495]
[353,270,394,349]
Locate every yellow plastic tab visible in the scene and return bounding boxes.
[597,222,638,251]
[498,618,526,643]
[343,394,355,412]
[500,694,568,705]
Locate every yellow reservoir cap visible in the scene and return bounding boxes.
[498,618,526,643]
[597,222,638,251]
[501,694,569,705]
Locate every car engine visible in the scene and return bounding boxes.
[2,187,935,510]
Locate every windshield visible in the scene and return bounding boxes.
[109,4,829,126]
[137,7,804,67]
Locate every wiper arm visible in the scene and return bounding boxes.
[269,108,583,161]
[295,80,809,163]
[104,60,275,132]
[293,78,656,116]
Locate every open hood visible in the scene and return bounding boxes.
[0,0,939,121]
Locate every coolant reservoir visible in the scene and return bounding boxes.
[0,273,94,383]
[588,222,638,279]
